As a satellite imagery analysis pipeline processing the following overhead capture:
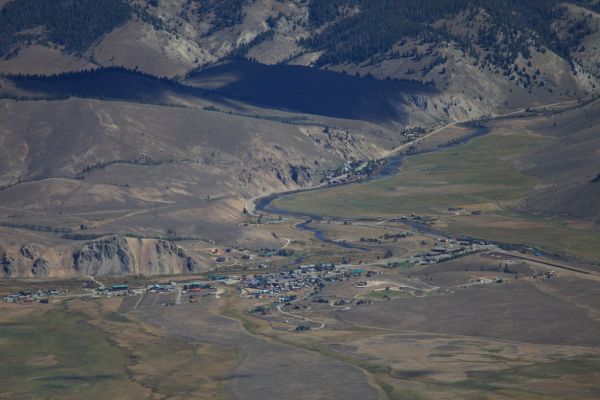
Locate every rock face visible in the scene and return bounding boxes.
[289,164,311,185]
[1,253,15,275]
[72,236,198,276]
[32,258,50,277]
[20,245,39,260]
[73,236,132,276]
[0,235,203,278]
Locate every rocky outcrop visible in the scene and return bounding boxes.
[73,236,133,276]
[289,164,311,185]
[186,256,199,273]
[32,257,50,277]
[1,253,14,275]
[154,239,198,274]
[0,235,203,278]
[20,245,39,260]
[72,236,199,276]
[155,240,185,257]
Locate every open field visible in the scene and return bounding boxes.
[239,255,600,400]
[272,106,600,264]
[331,279,600,347]
[273,122,544,216]
[2,247,599,400]
[264,255,600,399]
[0,303,145,400]
[442,212,600,262]
[0,298,237,400]
[320,333,600,400]
[134,299,380,400]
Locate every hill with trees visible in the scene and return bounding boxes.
[0,0,133,57]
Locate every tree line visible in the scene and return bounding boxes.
[304,0,600,70]
[0,0,133,57]
[194,0,253,34]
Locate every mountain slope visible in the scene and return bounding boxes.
[522,98,600,220]
[1,0,600,276]
[0,69,405,278]
[2,0,599,118]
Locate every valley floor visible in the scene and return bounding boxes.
[2,249,600,399]
[1,86,599,400]
[272,98,600,266]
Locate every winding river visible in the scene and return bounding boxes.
[255,123,491,250]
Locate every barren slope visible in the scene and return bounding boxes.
[0,79,400,277]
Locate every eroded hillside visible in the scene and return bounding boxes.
[1,0,600,276]
[0,77,400,277]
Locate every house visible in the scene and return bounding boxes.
[183,282,201,290]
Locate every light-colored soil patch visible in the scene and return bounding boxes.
[25,354,59,367]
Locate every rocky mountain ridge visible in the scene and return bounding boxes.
[1,235,197,278]
[2,0,599,111]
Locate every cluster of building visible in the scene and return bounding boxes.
[383,239,492,268]
[417,238,492,265]
[96,283,177,297]
[3,288,66,303]
[146,284,177,293]
[238,262,378,302]
[322,159,386,185]
[530,270,556,280]
[93,281,217,305]
[239,270,326,299]
[97,284,143,296]
[475,276,504,284]
[257,248,295,258]
[401,126,427,141]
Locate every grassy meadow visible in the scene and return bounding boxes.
[273,125,600,263]
[0,300,235,400]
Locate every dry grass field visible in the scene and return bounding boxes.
[273,122,542,217]
[2,249,599,400]
[0,66,410,278]
[273,101,600,264]
[0,298,236,400]
[258,258,600,399]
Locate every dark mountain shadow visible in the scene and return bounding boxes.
[187,60,438,124]
[7,67,206,102]
[6,62,438,124]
